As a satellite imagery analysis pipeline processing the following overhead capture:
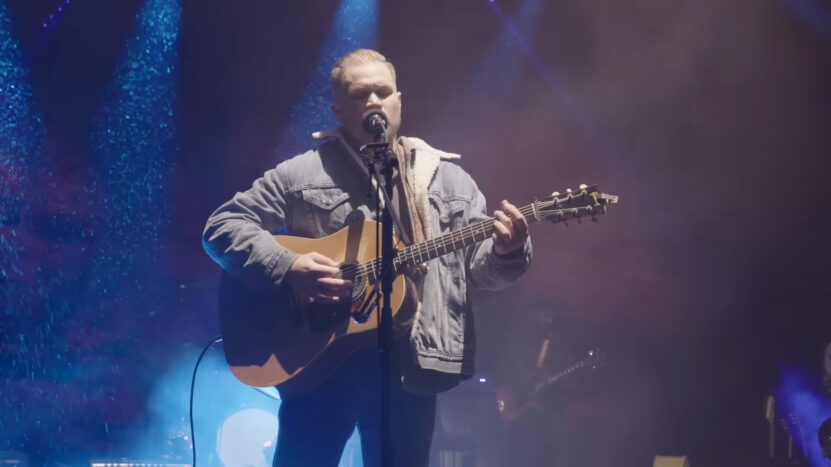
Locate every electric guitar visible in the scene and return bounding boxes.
[218,185,618,397]
[496,348,605,423]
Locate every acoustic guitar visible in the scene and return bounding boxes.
[218,184,618,397]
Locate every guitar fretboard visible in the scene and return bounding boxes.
[355,203,538,283]
[342,187,613,283]
[395,203,538,270]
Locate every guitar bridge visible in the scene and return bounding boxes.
[352,287,378,323]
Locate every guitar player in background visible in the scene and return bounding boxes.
[497,325,570,467]
[495,313,604,467]
[203,49,533,467]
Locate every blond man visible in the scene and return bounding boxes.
[204,49,532,466]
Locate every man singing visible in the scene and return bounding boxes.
[203,49,532,467]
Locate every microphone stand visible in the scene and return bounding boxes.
[360,131,396,467]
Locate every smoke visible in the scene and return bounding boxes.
[124,347,363,466]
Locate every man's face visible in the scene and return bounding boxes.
[331,61,402,148]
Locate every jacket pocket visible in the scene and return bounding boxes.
[299,186,351,237]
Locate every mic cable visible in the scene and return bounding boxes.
[189,335,223,467]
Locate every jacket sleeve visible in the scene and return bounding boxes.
[202,164,299,291]
[464,180,533,291]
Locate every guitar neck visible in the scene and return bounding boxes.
[531,362,585,397]
[355,186,616,282]
[393,203,538,272]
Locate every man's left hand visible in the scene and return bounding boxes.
[492,200,529,256]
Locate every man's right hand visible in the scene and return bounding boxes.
[285,252,352,305]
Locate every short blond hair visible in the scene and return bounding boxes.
[331,49,397,95]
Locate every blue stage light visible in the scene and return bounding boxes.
[0,0,45,213]
[88,0,180,287]
[0,0,46,310]
[127,348,362,466]
[777,365,831,465]
[0,0,48,452]
[276,0,378,158]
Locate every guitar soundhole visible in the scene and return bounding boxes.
[340,263,372,323]
[338,263,367,303]
[303,264,371,331]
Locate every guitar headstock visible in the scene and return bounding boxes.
[533,184,618,224]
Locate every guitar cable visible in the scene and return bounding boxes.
[189,335,223,467]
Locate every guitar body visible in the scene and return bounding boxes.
[218,220,418,397]
[496,386,543,423]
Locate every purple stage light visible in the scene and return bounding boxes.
[484,0,621,167]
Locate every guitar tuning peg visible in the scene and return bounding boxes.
[579,183,588,190]
[551,191,560,196]
[566,188,572,194]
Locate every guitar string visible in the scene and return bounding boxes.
[338,199,598,282]
[338,204,536,280]
[339,203,554,282]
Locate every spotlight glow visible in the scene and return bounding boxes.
[277,0,378,158]
[0,0,47,443]
[217,408,280,467]
[776,365,831,466]
[484,0,620,165]
[88,0,180,287]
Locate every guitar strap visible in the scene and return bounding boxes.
[398,148,426,245]
[371,157,417,247]
[391,155,424,246]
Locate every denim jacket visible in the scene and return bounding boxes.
[203,132,532,392]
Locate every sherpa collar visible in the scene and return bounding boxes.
[312,128,460,236]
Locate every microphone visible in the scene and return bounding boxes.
[362,109,388,139]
